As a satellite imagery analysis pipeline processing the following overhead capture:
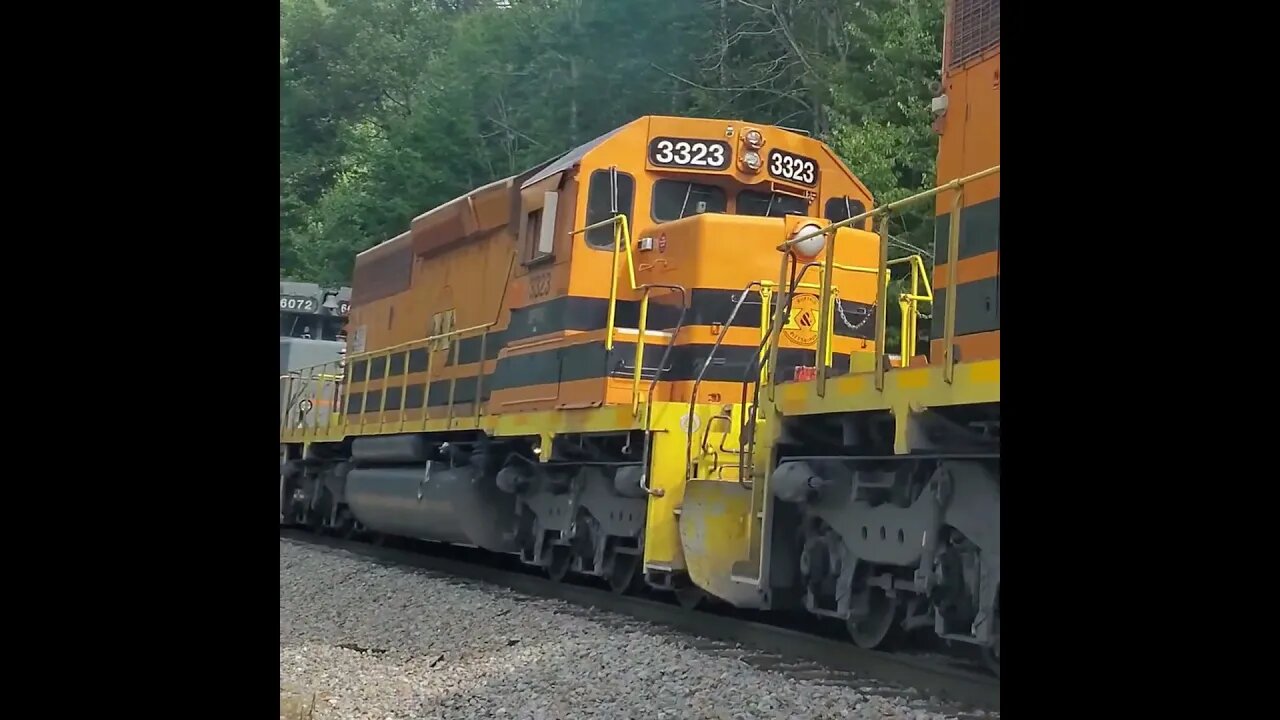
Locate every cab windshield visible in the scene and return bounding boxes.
[736,190,809,218]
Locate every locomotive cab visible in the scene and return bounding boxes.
[492,116,887,411]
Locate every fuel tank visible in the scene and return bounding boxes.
[345,462,519,553]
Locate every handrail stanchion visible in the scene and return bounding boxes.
[943,189,963,384]
[446,339,461,425]
[281,375,294,435]
[606,220,622,351]
[815,227,836,398]
[907,258,921,363]
[422,342,435,430]
[474,332,488,426]
[306,365,322,436]
[573,213,637,354]
[339,356,352,433]
[358,354,374,431]
[604,216,631,352]
[398,346,412,432]
[913,261,923,363]
[376,356,392,431]
[757,286,773,390]
[319,362,332,431]
[826,289,837,369]
[633,290,650,416]
[765,251,789,405]
[874,213,891,392]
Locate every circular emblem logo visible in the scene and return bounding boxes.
[782,294,820,346]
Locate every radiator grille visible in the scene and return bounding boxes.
[950,0,1000,68]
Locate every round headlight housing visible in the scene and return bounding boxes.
[790,222,827,257]
[745,129,764,148]
[742,150,762,171]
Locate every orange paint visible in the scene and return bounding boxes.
[344,116,887,420]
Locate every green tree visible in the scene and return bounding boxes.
[279,0,947,299]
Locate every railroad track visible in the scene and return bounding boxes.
[280,528,1000,714]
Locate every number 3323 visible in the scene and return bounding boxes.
[768,150,816,185]
[648,137,730,170]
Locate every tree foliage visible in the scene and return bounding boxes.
[280,0,945,285]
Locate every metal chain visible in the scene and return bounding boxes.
[832,293,931,332]
[835,295,872,331]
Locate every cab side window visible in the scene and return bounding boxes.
[824,197,869,230]
[652,180,727,222]
[585,169,635,249]
[737,190,809,218]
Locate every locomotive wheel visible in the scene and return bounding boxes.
[606,552,641,595]
[846,587,905,650]
[545,545,572,583]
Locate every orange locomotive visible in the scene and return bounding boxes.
[281,116,891,597]
[343,116,882,424]
[281,0,1000,679]
[932,0,1000,362]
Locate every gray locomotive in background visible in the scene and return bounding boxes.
[280,280,351,374]
[280,280,351,523]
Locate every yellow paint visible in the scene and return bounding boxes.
[896,369,929,389]
[969,361,1000,384]
[671,399,770,607]
[281,400,729,447]
[642,429,693,571]
[848,352,878,375]
[770,359,1001,421]
[280,398,751,578]
[678,479,766,608]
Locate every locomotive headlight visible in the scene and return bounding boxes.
[745,129,764,148]
[742,150,762,172]
[789,222,827,258]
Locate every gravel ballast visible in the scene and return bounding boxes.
[280,539,986,720]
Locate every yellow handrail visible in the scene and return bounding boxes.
[778,166,1001,253]
[571,213,638,353]
[632,292,650,416]
[885,255,933,365]
[768,165,1000,398]
[281,320,498,438]
[279,372,344,382]
[570,212,667,416]
[344,321,496,364]
[791,258,931,385]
